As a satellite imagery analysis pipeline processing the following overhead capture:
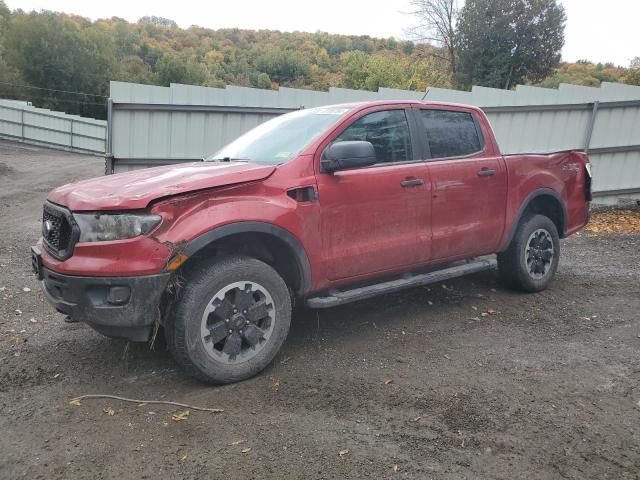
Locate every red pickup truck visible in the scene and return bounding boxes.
[32,101,591,383]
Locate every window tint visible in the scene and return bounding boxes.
[334,110,412,163]
[419,110,482,159]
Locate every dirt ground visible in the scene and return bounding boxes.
[0,140,639,479]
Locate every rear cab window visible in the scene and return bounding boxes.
[418,109,484,159]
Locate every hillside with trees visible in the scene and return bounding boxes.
[0,3,450,118]
[0,1,638,119]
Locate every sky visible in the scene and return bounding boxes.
[5,0,639,67]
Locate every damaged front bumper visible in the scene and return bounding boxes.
[32,246,171,342]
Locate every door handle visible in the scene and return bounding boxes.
[400,178,424,187]
[477,168,496,177]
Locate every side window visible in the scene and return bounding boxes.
[419,110,483,159]
[334,110,412,163]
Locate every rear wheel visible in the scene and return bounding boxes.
[497,214,560,292]
[166,255,291,384]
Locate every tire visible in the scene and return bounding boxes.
[166,255,291,384]
[497,214,560,293]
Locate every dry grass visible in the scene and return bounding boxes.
[585,209,640,234]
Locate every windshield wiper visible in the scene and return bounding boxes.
[206,156,251,163]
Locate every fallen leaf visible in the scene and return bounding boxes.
[53,373,60,379]
[15,309,21,315]
[22,287,31,292]
[103,406,115,416]
[228,439,246,446]
[481,312,489,317]
[579,317,591,321]
[241,447,252,454]
[180,454,188,462]
[393,464,399,472]
[69,399,82,406]
[401,330,406,335]
[339,448,349,457]
[172,409,190,421]
[412,416,422,422]
[384,379,393,385]
[443,354,451,360]
[469,317,481,321]
[29,318,37,323]
[487,309,498,315]
[427,301,433,305]
[584,209,640,234]
[471,306,478,311]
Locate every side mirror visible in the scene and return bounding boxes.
[321,141,377,173]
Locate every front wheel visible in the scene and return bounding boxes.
[166,255,292,384]
[497,214,560,292]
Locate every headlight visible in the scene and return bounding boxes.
[74,213,161,242]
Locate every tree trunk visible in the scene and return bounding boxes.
[504,64,513,90]
[449,44,456,76]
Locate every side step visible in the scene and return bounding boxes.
[306,257,497,309]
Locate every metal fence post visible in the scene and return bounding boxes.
[105,98,114,175]
[70,118,74,149]
[20,109,25,141]
[584,101,600,154]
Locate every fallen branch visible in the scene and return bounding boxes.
[69,394,224,413]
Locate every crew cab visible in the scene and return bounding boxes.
[32,101,591,383]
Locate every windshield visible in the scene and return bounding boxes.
[206,106,351,165]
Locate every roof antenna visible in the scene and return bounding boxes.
[421,87,431,101]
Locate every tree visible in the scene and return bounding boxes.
[341,51,451,91]
[4,12,114,117]
[254,48,311,84]
[154,53,187,85]
[115,55,152,84]
[456,0,566,89]
[623,57,640,86]
[138,16,177,28]
[408,0,458,77]
[256,72,272,89]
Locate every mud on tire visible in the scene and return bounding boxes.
[165,255,291,384]
[497,214,560,293]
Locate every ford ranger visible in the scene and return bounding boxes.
[31,101,591,383]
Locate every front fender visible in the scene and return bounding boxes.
[149,184,319,293]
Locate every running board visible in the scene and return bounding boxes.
[306,257,497,309]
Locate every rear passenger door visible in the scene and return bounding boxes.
[416,108,507,260]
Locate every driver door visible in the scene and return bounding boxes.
[316,106,431,281]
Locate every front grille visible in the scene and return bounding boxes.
[42,203,75,259]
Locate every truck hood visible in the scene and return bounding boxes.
[48,161,276,211]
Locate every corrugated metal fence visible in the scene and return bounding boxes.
[107,80,640,204]
[0,99,107,154]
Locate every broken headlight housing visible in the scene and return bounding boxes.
[74,213,161,242]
